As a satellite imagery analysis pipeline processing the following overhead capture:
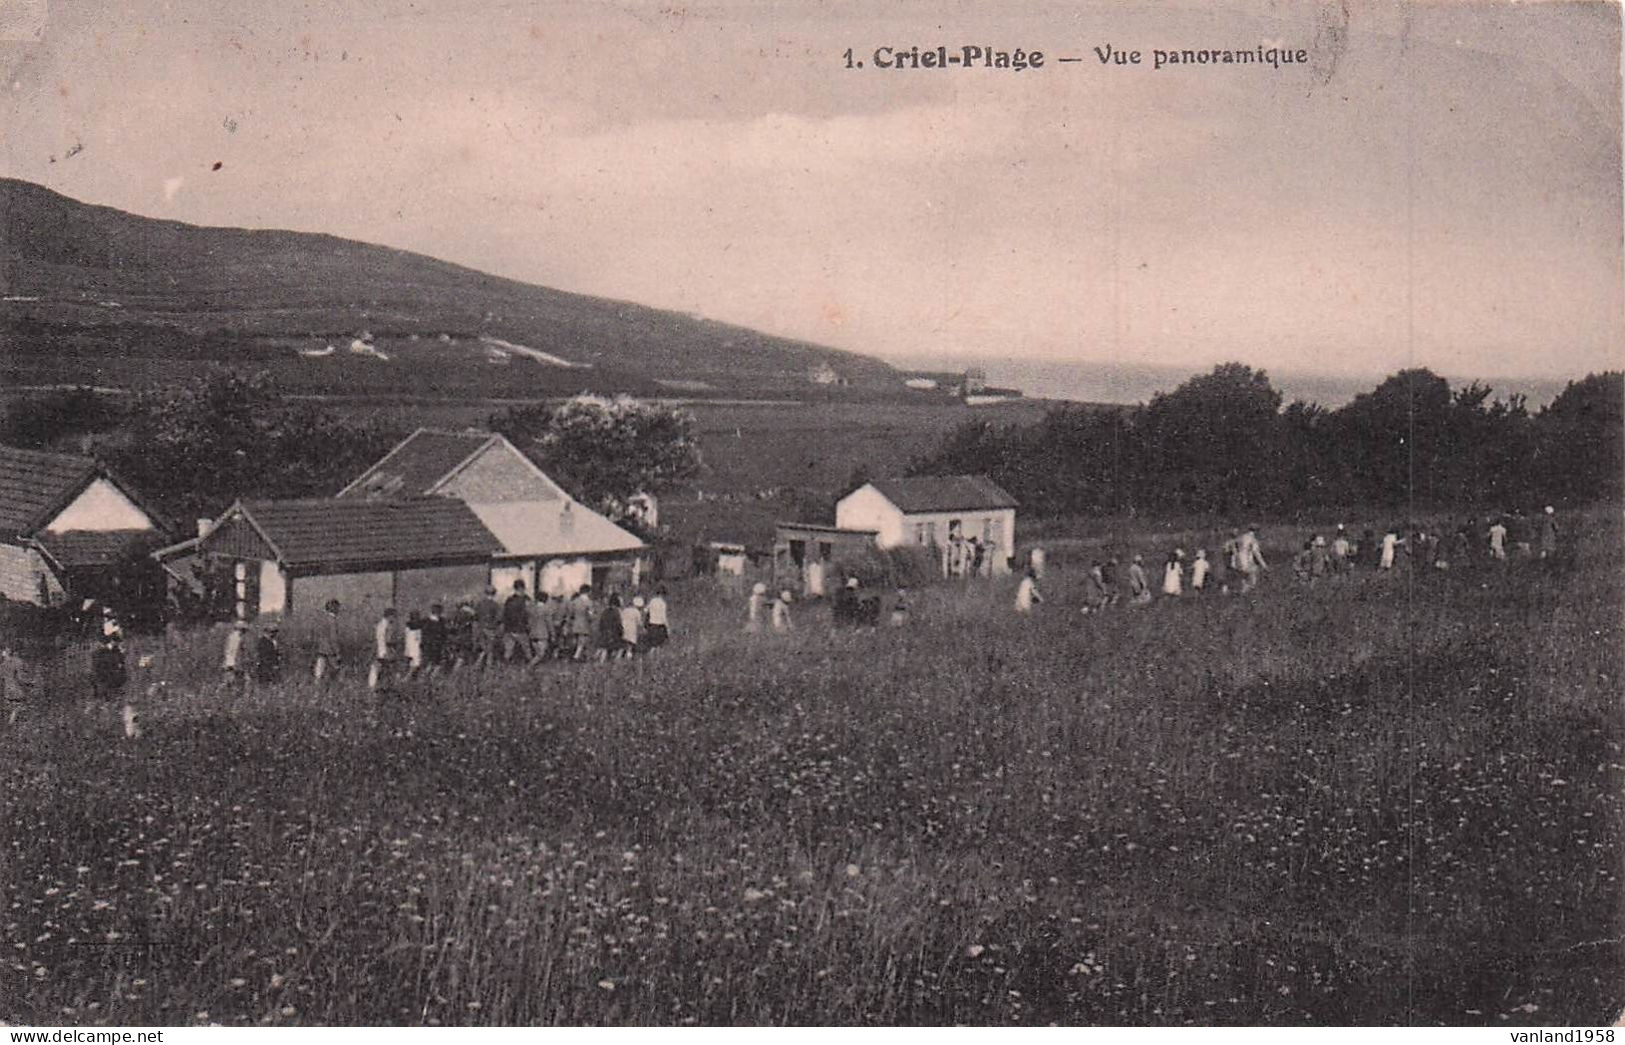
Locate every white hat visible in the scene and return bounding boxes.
[632,596,645,608]
[846,577,859,589]
[752,582,767,594]
[1545,505,1554,514]
[779,590,792,601]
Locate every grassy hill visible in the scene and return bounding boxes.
[0,178,901,399]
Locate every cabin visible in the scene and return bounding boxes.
[187,498,503,619]
[772,522,878,596]
[339,427,646,595]
[0,445,165,605]
[835,476,1017,577]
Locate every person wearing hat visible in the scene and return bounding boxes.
[745,581,768,634]
[620,595,645,655]
[449,601,478,672]
[771,589,794,632]
[833,576,860,628]
[1236,526,1267,592]
[254,621,283,685]
[475,585,503,668]
[1537,505,1559,559]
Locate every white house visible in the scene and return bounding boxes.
[835,476,1017,577]
[0,445,164,604]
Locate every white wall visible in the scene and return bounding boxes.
[835,486,905,547]
[45,478,152,532]
[259,560,288,615]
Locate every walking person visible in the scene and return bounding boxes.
[1190,548,1211,593]
[474,586,503,668]
[221,618,249,695]
[1488,516,1509,561]
[771,589,795,632]
[1162,550,1185,597]
[403,611,426,678]
[501,580,534,664]
[570,585,596,660]
[1236,527,1267,592]
[421,603,449,676]
[644,588,671,649]
[253,622,283,686]
[1014,567,1042,613]
[1127,555,1152,605]
[314,599,343,685]
[1082,561,1110,613]
[596,593,625,660]
[1331,525,1352,573]
[1,645,29,726]
[526,593,554,665]
[745,581,768,634]
[1379,527,1401,571]
[368,608,404,694]
[1310,535,1331,581]
[91,634,128,707]
[1537,506,1559,559]
[621,596,645,656]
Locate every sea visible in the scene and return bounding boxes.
[882,355,1572,409]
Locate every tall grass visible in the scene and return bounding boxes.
[2,512,1619,1025]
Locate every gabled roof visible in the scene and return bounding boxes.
[31,530,153,570]
[336,429,496,500]
[337,427,568,502]
[860,476,1018,514]
[225,498,503,572]
[467,500,644,559]
[0,444,99,537]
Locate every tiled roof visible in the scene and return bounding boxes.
[865,476,1018,513]
[32,530,153,569]
[237,498,503,570]
[467,500,644,559]
[336,429,495,499]
[0,444,98,536]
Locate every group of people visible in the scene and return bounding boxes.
[315,581,674,692]
[203,580,676,695]
[1025,507,1565,616]
[743,576,911,633]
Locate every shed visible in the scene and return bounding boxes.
[0,444,165,604]
[191,497,503,619]
[772,522,878,596]
[835,476,1017,577]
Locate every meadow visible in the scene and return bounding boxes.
[2,513,1620,1026]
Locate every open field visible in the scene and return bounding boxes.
[2,511,1620,1025]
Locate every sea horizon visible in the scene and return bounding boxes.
[880,354,1579,410]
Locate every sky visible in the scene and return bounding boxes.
[1,0,1620,382]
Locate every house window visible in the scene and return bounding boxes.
[789,539,806,567]
[818,541,832,561]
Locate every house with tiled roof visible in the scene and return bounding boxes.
[189,498,505,618]
[184,429,647,618]
[339,427,646,598]
[0,444,165,604]
[836,475,1017,577]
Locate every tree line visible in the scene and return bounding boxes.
[908,365,1624,517]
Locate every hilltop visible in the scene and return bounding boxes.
[0,179,901,400]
